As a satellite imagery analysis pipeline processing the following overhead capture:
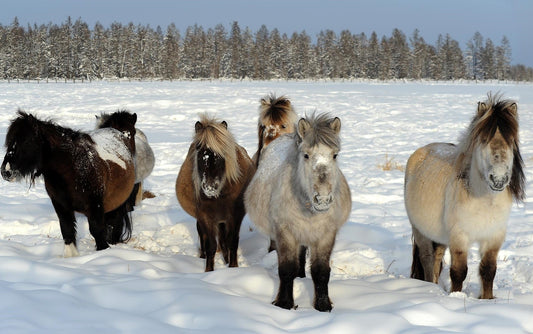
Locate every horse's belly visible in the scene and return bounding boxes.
[103,161,136,212]
[405,144,454,244]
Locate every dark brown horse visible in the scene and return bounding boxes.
[176,114,255,272]
[1,110,137,256]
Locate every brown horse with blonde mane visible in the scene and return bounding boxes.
[176,114,255,272]
[405,93,525,299]
[253,94,297,166]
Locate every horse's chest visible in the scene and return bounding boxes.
[448,195,512,242]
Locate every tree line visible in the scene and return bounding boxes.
[1,17,532,81]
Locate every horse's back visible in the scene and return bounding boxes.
[405,142,456,243]
[245,135,294,236]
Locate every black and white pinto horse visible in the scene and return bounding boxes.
[1,110,137,256]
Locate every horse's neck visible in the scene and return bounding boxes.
[466,155,497,199]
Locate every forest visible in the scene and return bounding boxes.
[1,17,532,81]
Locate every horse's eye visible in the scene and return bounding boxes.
[333,154,338,160]
[281,124,287,129]
[304,153,309,159]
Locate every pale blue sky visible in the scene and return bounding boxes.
[2,0,532,66]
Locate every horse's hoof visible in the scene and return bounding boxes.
[272,299,294,310]
[314,297,333,312]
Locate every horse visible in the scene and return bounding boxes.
[1,110,138,257]
[252,94,298,166]
[175,114,256,272]
[96,111,156,207]
[404,93,525,299]
[253,93,298,252]
[245,113,352,312]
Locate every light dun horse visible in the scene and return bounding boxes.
[253,94,297,166]
[405,94,525,299]
[96,111,156,206]
[245,113,352,312]
[1,111,137,256]
[176,114,255,272]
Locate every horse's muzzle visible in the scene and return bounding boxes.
[1,163,16,182]
[312,194,333,211]
[488,174,509,192]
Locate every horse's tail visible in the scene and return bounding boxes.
[410,236,425,280]
[105,200,133,244]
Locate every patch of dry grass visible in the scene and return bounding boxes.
[377,154,405,172]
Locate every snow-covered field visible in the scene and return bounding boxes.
[0,80,532,333]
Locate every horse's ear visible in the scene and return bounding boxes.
[195,121,203,133]
[477,102,488,116]
[330,117,341,134]
[508,103,518,117]
[221,120,228,129]
[132,113,137,124]
[297,118,310,138]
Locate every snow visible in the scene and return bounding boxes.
[0,80,532,333]
[90,128,132,169]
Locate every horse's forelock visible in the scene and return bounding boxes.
[259,94,296,125]
[193,116,241,183]
[300,113,341,151]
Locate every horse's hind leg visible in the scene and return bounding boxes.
[87,202,109,251]
[412,227,438,283]
[433,242,446,282]
[50,198,79,257]
[227,209,245,268]
[479,238,503,299]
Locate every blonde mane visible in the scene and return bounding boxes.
[192,114,241,184]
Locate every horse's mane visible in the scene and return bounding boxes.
[193,114,241,184]
[8,110,89,147]
[299,113,341,150]
[456,93,525,202]
[96,110,135,129]
[5,110,91,184]
[259,94,297,126]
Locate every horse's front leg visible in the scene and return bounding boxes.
[87,202,109,251]
[449,240,468,294]
[50,198,79,257]
[479,237,504,299]
[273,231,299,310]
[197,218,216,272]
[310,233,335,312]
